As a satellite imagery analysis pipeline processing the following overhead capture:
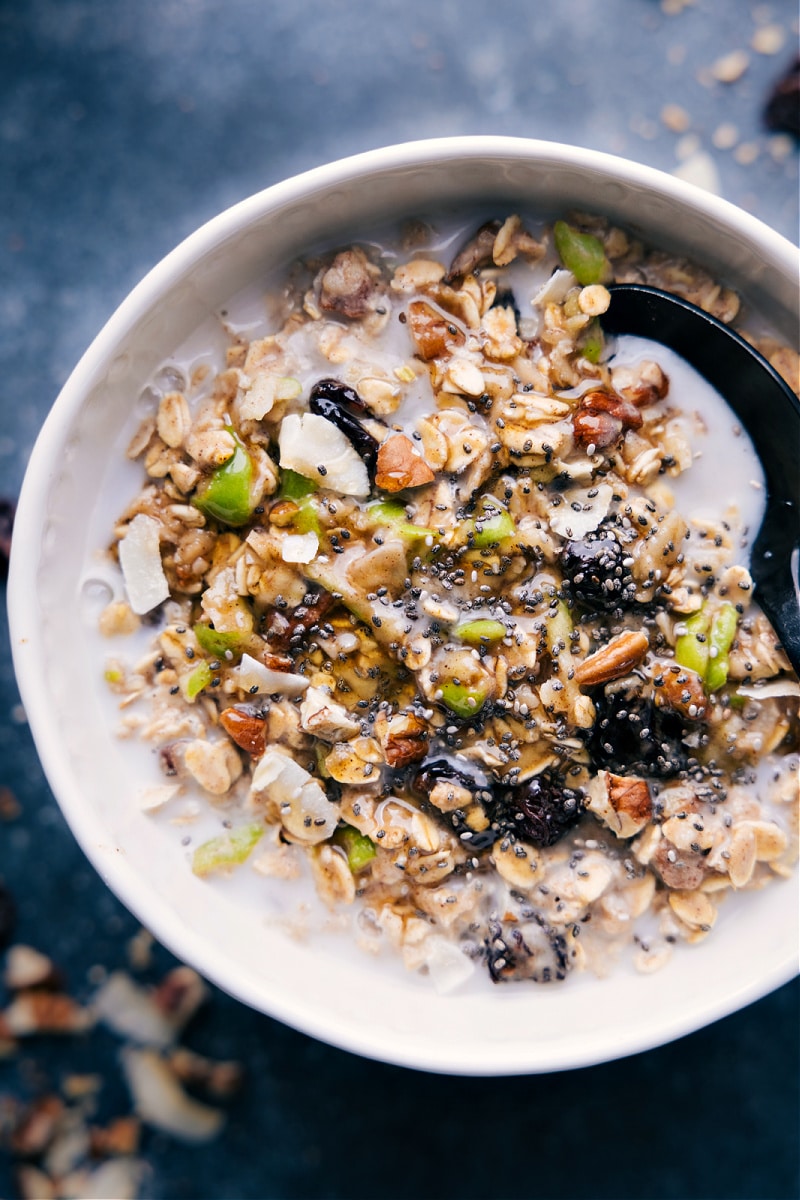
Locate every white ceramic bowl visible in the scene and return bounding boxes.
[9,137,799,1074]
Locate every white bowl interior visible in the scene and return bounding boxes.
[10,138,799,1073]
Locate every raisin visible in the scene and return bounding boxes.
[496,773,584,847]
[560,525,636,612]
[589,681,690,778]
[309,379,380,479]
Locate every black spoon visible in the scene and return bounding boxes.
[600,283,800,675]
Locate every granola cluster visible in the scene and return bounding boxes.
[102,213,799,988]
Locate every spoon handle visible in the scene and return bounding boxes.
[602,284,800,675]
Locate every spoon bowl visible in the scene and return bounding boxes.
[602,283,800,674]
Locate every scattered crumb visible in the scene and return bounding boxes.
[711,49,750,83]
[733,141,761,165]
[661,0,695,13]
[661,103,691,132]
[712,122,740,149]
[0,937,242,1197]
[672,151,721,194]
[751,25,786,55]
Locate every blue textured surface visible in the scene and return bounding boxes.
[1,1,798,1197]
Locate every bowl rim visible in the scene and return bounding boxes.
[8,136,799,1075]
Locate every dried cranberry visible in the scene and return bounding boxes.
[559,525,636,612]
[498,773,584,847]
[309,379,380,479]
[589,681,690,778]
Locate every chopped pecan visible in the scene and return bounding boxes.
[220,707,267,758]
[89,1115,141,1158]
[407,300,466,361]
[3,991,94,1036]
[168,1047,244,1098]
[375,435,435,492]
[319,248,375,318]
[607,773,652,827]
[586,769,651,838]
[382,713,430,768]
[574,630,650,687]
[572,390,643,450]
[610,361,669,407]
[652,661,708,721]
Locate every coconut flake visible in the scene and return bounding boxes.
[251,748,338,843]
[80,1158,145,1200]
[423,935,476,994]
[121,1047,224,1143]
[118,514,170,615]
[279,412,370,497]
[533,268,577,307]
[234,652,309,696]
[736,679,800,700]
[94,972,176,1048]
[281,531,319,564]
[549,483,613,539]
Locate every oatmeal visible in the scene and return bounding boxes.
[100,212,799,989]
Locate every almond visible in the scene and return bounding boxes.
[574,630,650,686]
[220,708,267,758]
[375,434,435,492]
